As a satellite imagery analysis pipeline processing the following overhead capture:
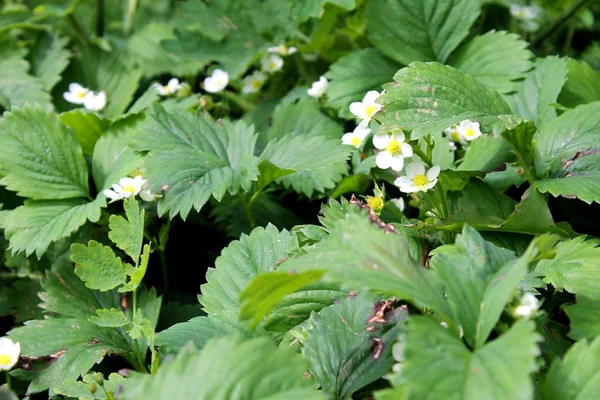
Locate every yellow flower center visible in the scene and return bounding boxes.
[77,91,87,99]
[252,80,262,89]
[122,185,137,194]
[365,104,379,118]
[269,62,278,70]
[0,354,12,365]
[450,131,461,142]
[163,85,170,92]
[351,136,362,147]
[413,174,428,187]
[386,139,402,156]
[464,127,476,138]
[367,196,384,211]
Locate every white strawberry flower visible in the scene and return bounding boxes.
[242,71,267,94]
[513,293,540,319]
[268,44,297,56]
[350,91,383,125]
[204,69,229,93]
[457,119,482,141]
[103,176,146,203]
[510,4,542,32]
[83,91,107,111]
[372,130,413,171]
[444,124,466,145]
[0,337,20,371]
[342,125,370,148]
[262,55,284,73]
[307,76,328,98]
[155,78,182,96]
[63,83,90,104]
[394,162,440,193]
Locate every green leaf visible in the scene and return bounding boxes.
[123,337,324,400]
[303,294,406,399]
[134,105,259,219]
[120,244,151,292]
[200,224,299,315]
[396,318,541,400]
[60,109,110,157]
[533,101,600,204]
[55,373,124,400]
[291,0,356,21]
[378,62,512,139]
[450,31,533,94]
[29,33,71,91]
[1,198,102,257]
[558,59,600,108]
[325,48,400,118]
[458,136,513,172]
[0,106,90,199]
[71,241,127,291]
[88,308,129,327]
[499,119,536,172]
[505,56,568,127]
[542,336,600,400]
[255,160,295,193]
[108,197,144,263]
[366,0,480,65]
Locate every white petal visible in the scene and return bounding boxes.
[288,46,297,55]
[405,161,425,178]
[155,84,168,96]
[139,189,157,202]
[372,133,389,150]
[363,90,381,104]
[401,142,413,157]
[398,183,418,193]
[349,102,366,119]
[422,178,438,191]
[69,83,85,93]
[391,198,405,212]
[267,46,279,53]
[354,126,371,140]
[394,176,412,187]
[427,165,441,180]
[375,152,393,170]
[167,78,181,92]
[390,155,404,171]
[64,91,85,104]
[103,189,121,201]
[392,131,405,143]
[341,133,354,145]
[204,77,219,93]
[83,91,107,111]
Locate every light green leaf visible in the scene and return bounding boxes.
[500,119,536,172]
[0,106,90,200]
[366,0,480,65]
[458,136,513,172]
[29,33,71,91]
[291,0,356,21]
[450,31,533,94]
[303,294,406,399]
[55,373,124,400]
[133,105,259,219]
[533,101,600,205]
[1,198,102,257]
[563,296,600,340]
[325,48,400,118]
[378,62,512,139]
[60,109,111,157]
[558,59,600,108]
[505,56,568,127]
[122,337,324,400]
[108,197,144,263]
[88,308,129,328]
[396,318,541,400]
[71,241,127,292]
[120,244,151,292]
[255,160,295,193]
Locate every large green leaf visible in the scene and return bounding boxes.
[325,48,400,118]
[29,33,71,91]
[0,106,90,200]
[133,105,259,219]
[505,56,568,127]
[291,0,356,21]
[378,62,512,139]
[558,59,600,108]
[71,241,127,292]
[366,0,480,65]
[122,337,324,400]
[60,109,111,157]
[450,31,533,94]
[533,102,600,205]
[395,318,541,400]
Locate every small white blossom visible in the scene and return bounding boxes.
[390,197,405,212]
[458,119,482,141]
[155,78,182,96]
[444,124,466,145]
[83,91,107,111]
[449,141,457,151]
[139,189,159,202]
[103,176,146,203]
[0,337,20,371]
[394,162,440,193]
[268,44,297,56]
[342,125,370,148]
[307,76,328,98]
[242,71,267,94]
[204,69,229,93]
[510,4,542,32]
[373,130,413,171]
[262,55,284,73]
[514,293,540,319]
[350,91,383,125]
[63,83,90,104]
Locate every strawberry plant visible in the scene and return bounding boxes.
[0,0,600,399]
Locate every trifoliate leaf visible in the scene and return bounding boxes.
[505,56,568,127]
[108,197,144,263]
[123,337,324,400]
[325,48,400,118]
[378,62,512,139]
[533,101,600,205]
[28,33,71,91]
[60,109,111,157]
[88,308,129,327]
[450,31,533,94]
[134,105,259,219]
[558,59,600,108]
[366,0,480,65]
[71,241,127,291]
[0,106,90,200]
[396,318,541,400]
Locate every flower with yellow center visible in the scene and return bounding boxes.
[307,76,328,98]
[372,130,413,171]
[513,293,540,319]
[155,78,182,96]
[63,83,90,104]
[394,162,440,193]
[509,4,542,32]
[349,91,383,126]
[268,44,297,56]
[262,55,284,73]
[0,337,20,371]
[458,119,482,141]
[203,69,229,93]
[242,71,267,94]
[342,125,371,148]
[103,176,147,203]
[444,124,466,145]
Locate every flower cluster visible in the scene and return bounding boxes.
[444,119,482,150]
[63,83,107,111]
[103,175,157,203]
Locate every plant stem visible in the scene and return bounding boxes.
[5,371,10,391]
[123,0,137,36]
[412,147,432,166]
[238,193,256,229]
[96,0,104,37]
[532,0,590,47]
[221,90,255,112]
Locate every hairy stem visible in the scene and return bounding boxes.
[221,90,255,112]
